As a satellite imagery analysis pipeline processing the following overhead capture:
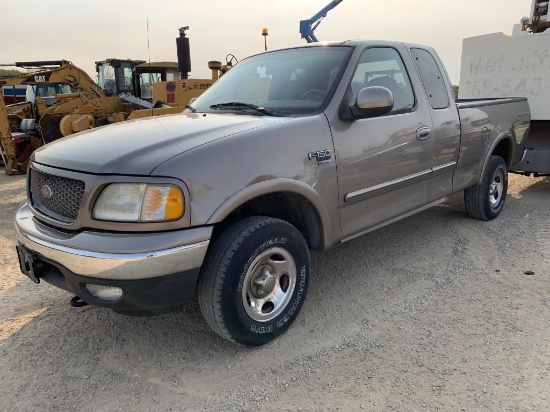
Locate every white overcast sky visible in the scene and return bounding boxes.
[2,0,530,84]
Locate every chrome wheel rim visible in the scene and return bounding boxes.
[242,247,296,322]
[489,168,505,208]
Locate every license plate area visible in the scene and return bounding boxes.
[16,245,41,284]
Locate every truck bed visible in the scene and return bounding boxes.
[453,97,530,189]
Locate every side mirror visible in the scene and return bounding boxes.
[341,86,394,120]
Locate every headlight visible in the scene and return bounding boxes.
[93,183,184,222]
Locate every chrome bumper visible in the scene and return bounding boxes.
[15,203,212,280]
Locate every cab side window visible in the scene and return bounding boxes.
[410,48,450,109]
[351,47,415,113]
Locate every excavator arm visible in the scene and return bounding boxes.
[1,60,106,101]
[0,60,106,174]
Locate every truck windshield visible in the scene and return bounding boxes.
[190,46,352,116]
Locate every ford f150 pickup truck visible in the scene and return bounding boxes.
[14,41,530,346]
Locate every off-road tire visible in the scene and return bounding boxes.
[464,155,508,221]
[198,216,310,346]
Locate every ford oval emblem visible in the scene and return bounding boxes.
[40,185,53,199]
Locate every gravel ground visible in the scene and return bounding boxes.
[0,171,549,412]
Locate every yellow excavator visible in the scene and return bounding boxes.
[1,28,232,174]
[0,59,182,174]
[0,59,136,134]
[0,60,124,174]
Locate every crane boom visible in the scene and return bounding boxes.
[299,0,344,43]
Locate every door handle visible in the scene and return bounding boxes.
[416,126,431,141]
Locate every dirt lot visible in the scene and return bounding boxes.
[0,171,549,412]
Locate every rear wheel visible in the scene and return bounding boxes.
[198,216,310,346]
[464,155,508,221]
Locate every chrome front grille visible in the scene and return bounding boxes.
[29,169,85,222]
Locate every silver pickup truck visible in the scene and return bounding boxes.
[14,41,530,346]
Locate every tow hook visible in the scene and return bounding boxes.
[70,296,88,308]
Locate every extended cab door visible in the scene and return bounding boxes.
[409,47,461,203]
[330,46,435,240]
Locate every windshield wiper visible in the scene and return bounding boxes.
[209,102,281,117]
[185,104,196,113]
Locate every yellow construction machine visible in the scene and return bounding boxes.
[0,56,216,174]
[0,60,134,137]
[95,58,181,100]
[1,28,233,174]
[0,60,124,174]
[95,27,235,110]
[145,27,236,109]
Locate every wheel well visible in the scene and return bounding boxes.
[491,138,512,167]
[211,192,323,250]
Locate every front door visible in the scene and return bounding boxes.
[331,46,435,240]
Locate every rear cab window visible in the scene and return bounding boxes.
[410,48,450,109]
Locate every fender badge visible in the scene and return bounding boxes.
[308,149,332,165]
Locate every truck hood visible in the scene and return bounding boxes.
[32,113,289,174]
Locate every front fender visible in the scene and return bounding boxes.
[207,178,334,249]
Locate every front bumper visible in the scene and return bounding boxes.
[15,203,212,312]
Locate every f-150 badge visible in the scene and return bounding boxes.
[308,149,332,165]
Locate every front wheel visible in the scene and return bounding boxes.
[464,155,508,221]
[198,217,310,346]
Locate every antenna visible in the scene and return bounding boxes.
[146,19,152,66]
[146,18,153,116]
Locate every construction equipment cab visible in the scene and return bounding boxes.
[134,62,180,100]
[96,58,144,96]
[95,59,180,100]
